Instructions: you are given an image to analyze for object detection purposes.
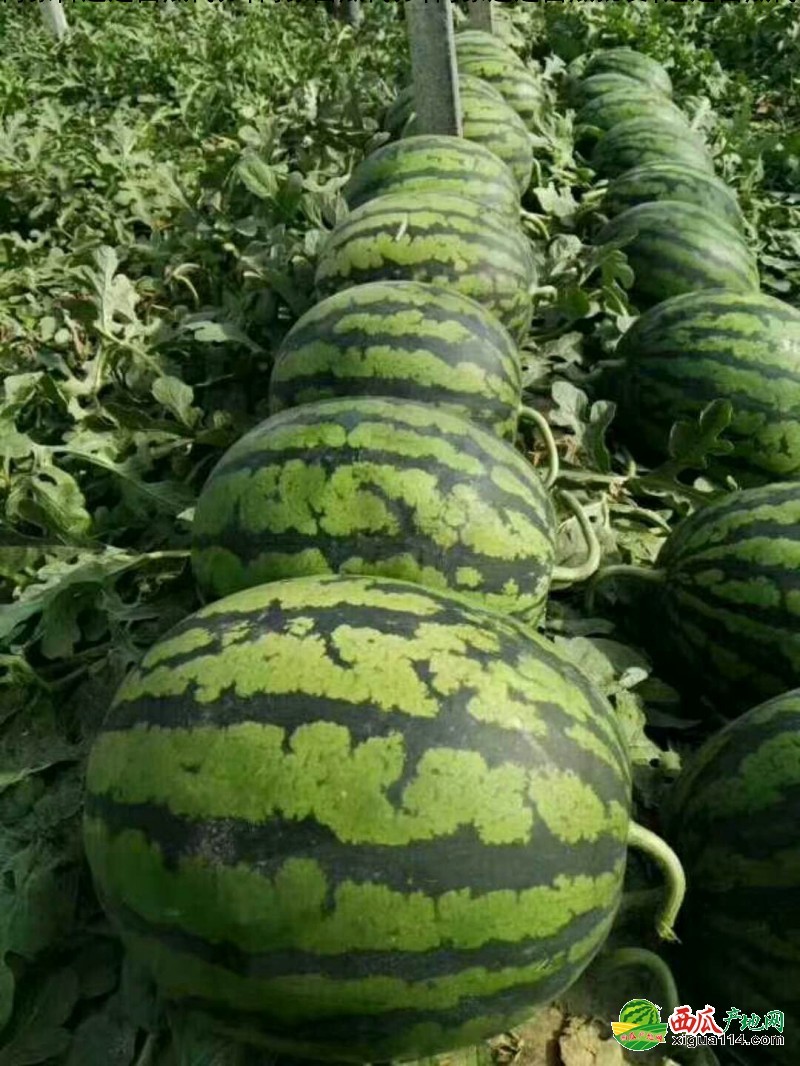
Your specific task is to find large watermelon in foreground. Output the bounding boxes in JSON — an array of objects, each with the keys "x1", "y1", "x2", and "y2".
[
  {"x1": 268, "y1": 281, "x2": 523, "y2": 439},
  {"x1": 611, "y1": 290, "x2": 800, "y2": 482},
  {"x1": 663, "y1": 689, "x2": 800, "y2": 1055},
  {"x1": 191, "y1": 396, "x2": 556, "y2": 623},
  {"x1": 315, "y1": 192, "x2": 536, "y2": 343},
  {"x1": 84, "y1": 574, "x2": 632, "y2": 1063},
  {"x1": 638, "y1": 481, "x2": 800, "y2": 713},
  {"x1": 596, "y1": 202, "x2": 758, "y2": 308}
]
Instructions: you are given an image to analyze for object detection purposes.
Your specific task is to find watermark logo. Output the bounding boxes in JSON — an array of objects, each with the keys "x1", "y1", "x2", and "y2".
[
  {"x1": 611, "y1": 1001, "x2": 785, "y2": 1051},
  {"x1": 611, "y1": 999, "x2": 668, "y2": 1052}
]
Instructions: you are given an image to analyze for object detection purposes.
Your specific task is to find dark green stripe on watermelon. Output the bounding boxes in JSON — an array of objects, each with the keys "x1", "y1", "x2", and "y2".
[
  {"x1": 596, "y1": 202, "x2": 758, "y2": 308},
  {"x1": 592, "y1": 117, "x2": 715, "y2": 178},
  {"x1": 387, "y1": 75, "x2": 534, "y2": 193},
  {"x1": 604, "y1": 162, "x2": 746, "y2": 232},
  {"x1": 314, "y1": 192, "x2": 535, "y2": 343},
  {"x1": 662, "y1": 690, "x2": 800, "y2": 1052},
  {"x1": 268, "y1": 281, "x2": 522, "y2": 439},
  {"x1": 344, "y1": 135, "x2": 520, "y2": 219},
  {"x1": 650, "y1": 482, "x2": 800, "y2": 711},
  {"x1": 611, "y1": 289, "x2": 800, "y2": 482},
  {"x1": 84, "y1": 574, "x2": 631, "y2": 1062},
  {"x1": 191, "y1": 396, "x2": 555, "y2": 622}
]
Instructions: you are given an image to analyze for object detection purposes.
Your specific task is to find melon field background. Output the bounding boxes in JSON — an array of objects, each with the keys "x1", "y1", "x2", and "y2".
[{"x1": 1, "y1": 2, "x2": 798, "y2": 1064}]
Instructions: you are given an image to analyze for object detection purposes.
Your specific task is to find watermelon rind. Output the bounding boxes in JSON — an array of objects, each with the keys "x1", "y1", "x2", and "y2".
[
  {"x1": 596, "y1": 202, "x2": 759, "y2": 307},
  {"x1": 84, "y1": 573, "x2": 632, "y2": 1063},
  {"x1": 386, "y1": 75, "x2": 534, "y2": 193},
  {"x1": 568, "y1": 72, "x2": 669, "y2": 110},
  {"x1": 648, "y1": 481, "x2": 800, "y2": 711},
  {"x1": 612, "y1": 289, "x2": 800, "y2": 483},
  {"x1": 592, "y1": 116, "x2": 715, "y2": 178},
  {"x1": 576, "y1": 90, "x2": 688, "y2": 139},
  {"x1": 662, "y1": 689, "x2": 800, "y2": 1051},
  {"x1": 314, "y1": 191, "x2": 536, "y2": 343},
  {"x1": 581, "y1": 47, "x2": 673, "y2": 98},
  {"x1": 268, "y1": 281, "x2": 523, "y2": 439},
  {"x1": 604, "y1": 162, "x2": 746, "y2": 232},
  {"x1": 191, "y1": 396, "x2": 556, "y2": 622},
  {"x1": 344, "y1": 135, "x2": 520, "y2": 219}
]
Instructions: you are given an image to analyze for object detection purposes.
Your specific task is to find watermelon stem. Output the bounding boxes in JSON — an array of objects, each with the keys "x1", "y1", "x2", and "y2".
[
  {"x1": 586, "y1": 563, "x2": 665, "y2": 613},
  {"x1": 552, "y1": 490, "x2": 602, "y2": 584},
  {"x1": 599, "y1": 946, "x2": 679, "y2": 1014},
  {"x1": 627, "y1": 821, "x2": 686, "y2": 942},
  {"x1": 519, "y1": 405, "x2": 560, "y2": 487}
]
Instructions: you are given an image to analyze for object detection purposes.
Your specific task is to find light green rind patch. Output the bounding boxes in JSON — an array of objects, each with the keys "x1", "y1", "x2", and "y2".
[
  {"x1": 87, "y1": 723, "x2": 534, "y2": 846},
  {"x1": 528, "y1": 771, "x2": 629, "y2": 844}
]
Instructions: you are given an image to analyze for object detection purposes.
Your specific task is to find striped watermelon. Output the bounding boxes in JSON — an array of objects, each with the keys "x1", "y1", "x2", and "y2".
[
  {"x1": 592, "y1": 117, "x2": 715, "y2": 179},
  {"x1": 579, "y1": 48, "x2": 673, "y2": 98},
  {"x1": 191, "y1": 397, "x2": 556, "y2": 623},
  {"x1": 268, "y1": 281, "x2": 522, "y2": 440},
  {"x1": 84, "y1": 573, "x2": 633, "y2": 1062},
  {"x1": 641, "y1": 482, "x2": 800, "y2": 711},
  {"x1": 612, "y1": 290, "x2": 800, "y2": 483},
  {"x1": 386, "y1": 76, "x2": 534, "y2": 193},
  {"x1": 663, "y1": 688, "x2": 800, "y2": 1048},
  {"x1": 454, "y1": 28, "x2": 525, "y2": 68},
  {"x1": 604, "y1": 162, "x2": 746, "y2": 232},
  {"x1": 576, "y1": 90, "x2": 688, "y2": 139},
  {"x1": 344, "y1": 136, "x2": 520, "y2": 219},
  {"x1": 314, "y1": 192, "x2": 535, "y2": 343},
  {"x1": 568, "y1": 72, "x2": 669, "y2": 109},
  {"x1": 596, "y1": 203, "x2": 758, "y2": 308},
  {"x1": 455, "y1": 52, "x2": 546, "y2": 133}
]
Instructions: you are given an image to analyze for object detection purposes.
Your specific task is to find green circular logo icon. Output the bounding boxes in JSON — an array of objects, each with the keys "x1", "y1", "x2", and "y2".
[{"x1": 612, "y1": 999, "x2": 669, "y2": 1052}]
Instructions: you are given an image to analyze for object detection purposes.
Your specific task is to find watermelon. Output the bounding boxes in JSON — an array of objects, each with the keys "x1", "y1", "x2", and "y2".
[
  {"x1": 580, "y1": 48, "x2": 673, "y2": 98},
  {"x1": 568, "y1": 72, "x2": 669, "y2": 109},
  {"x1": 344, "y1": 135, "x2": 520, "y2": 220},
  {"x1": 386, "y1": 75, "x2": 534, "y2": 193},
  {"x1": 576, "y1": 90, "x2": 688, "y2": 139},
  {"x1": 636, "y1": 481, "x2": 800, "y2": 712},
  {"x1": 268, "y1": 281, "x2": 523, "y2": 440},
  {"x1": 604, "y1": 162, "x2": 746, "y2": 232},
  {"x1": 596, "y1": 202, "x2": 758, "y2": 308},
  {"x1": 592, "y1": 117, "x2": 715, "y2": 179},
  {"x1": 619, "y1": 1000, "x2": 661, "y2": 1028},
  {"x1": 315, "y1": 191, "x2": 536, "y2": 343},
  {"x1": 663, "y1": 688, "x2": 800, "y2": 1047},
  {"x1": 455, "y1": 51, "x2": 546, "y2": 133},
  {"x1": 453, "y1": 28, "x2": 525, "y2": 68},
  {"x1": 191, "y1": 396, "x2": 557, "y2": 623},
  {"x1": 84, "y1": 572, "x2": 633, "y2": 1062},
  {"x1": 611, "y1": 290, "x2": 800, "y2": 483}
]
